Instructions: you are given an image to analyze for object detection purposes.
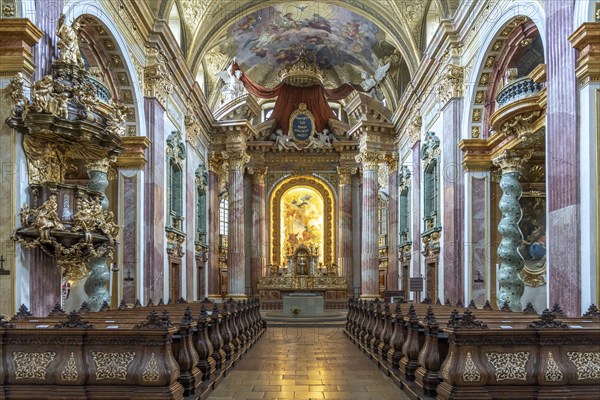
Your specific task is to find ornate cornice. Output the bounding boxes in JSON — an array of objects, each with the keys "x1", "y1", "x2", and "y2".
[
  {"x1": 0, "y1": 18, "x2": 44, "y2": 75},
  {"x1": 569, "y1": 23, "x2": 600, "y2": 88},
  {"x1": 114, "y1": 136, "x2": 151, "y2": 170}
]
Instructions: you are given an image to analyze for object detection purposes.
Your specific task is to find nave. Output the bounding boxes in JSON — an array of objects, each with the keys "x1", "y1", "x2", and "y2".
[{"x1": 208, "y1": 327, "x2": 407, "y2": 400}]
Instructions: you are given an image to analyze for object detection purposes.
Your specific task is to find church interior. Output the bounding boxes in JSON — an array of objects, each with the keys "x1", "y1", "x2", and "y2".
[{"x1": 0, "y1": 0, "x2": 599, "y2": 399}]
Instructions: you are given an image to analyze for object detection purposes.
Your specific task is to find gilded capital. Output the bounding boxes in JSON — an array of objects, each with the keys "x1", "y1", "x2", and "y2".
[
  {"x1": 248, "y1": 166, "x2": 268, "y2": 184},
  {"x1": 223, "y1": 150, "x2": 250, "y2": 171},
  {"x1": 87, "y1": 158, "x2": 112, "y2": 174},
  {"x1": 355, "y1": 150, "x2": 384, "y2": 170},
  {"x1": 437, "y1": 64, "x2": 464, "y2": 106},
  {"x1": 492, "y1": 150, "x2": 532, "y2": 175},
  {"x1": 385, "y1": 153, "x2": 399, "y2": 172},
  {"x1": 337, "y1": 166, "x2": 357, "y2": 185}
]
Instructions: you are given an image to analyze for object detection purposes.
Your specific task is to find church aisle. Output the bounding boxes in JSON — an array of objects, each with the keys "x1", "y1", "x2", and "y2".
[{"x1": 208, "y1": 327, "x2": 408, "y2": 400}]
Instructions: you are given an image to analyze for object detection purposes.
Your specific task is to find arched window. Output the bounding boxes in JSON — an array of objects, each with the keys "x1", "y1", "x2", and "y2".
[
  {"x1": 168, "y1": 3, "x2": 182, "y2": 46},
  {"x1": 195, "y1": 164, "x2": 207, "y2": 244},
  {"x1": 378, "y1": 193, "x2": 389, "y2": 248},
  {"x1": 421, "y1": 131, "x2": 440, "y2": 232},
  {"x1": 219, "y1": 193, "x2": 229, "y2": 256},
  {"x1": 398, "y1": 166, "x2": 411, "y2": 244},
  {"x1": 424, "y1": 1, "x2": 441, "y2": 48},
  {"x1": 166, "y1": 131, "x2": 185, "y2": 231}
]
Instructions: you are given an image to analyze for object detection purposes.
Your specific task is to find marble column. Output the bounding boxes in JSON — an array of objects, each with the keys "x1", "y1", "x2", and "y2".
[
  {"x1": 493, "y1": 150, "x2": 530, "y2": 311},
  {"x1": 143, "y1": 97, "x2": 166, "y2": 303},
  {"x1": 386, "y1": 155, "x2": 399, "y2": 290},
  {"x1": 356, "y1": 150, "x2": 383, "y2": 298},
  {"x1": 442, "y1": 97, "x2": 464, "y2": 302},
  {"x1": 249, "y1": 166, "x2": 267, "y2": 295},
  {"x1": 225, "y1": 150, "x2": 250, "y2": 298},
  {"x1": 546, "y1": 0, "x2": 581, "y2": 317},
  {"x1": 337, "y1": 166, "x2": 356, "y2": 294},
  {"x1": 351, "y1": 174, "x2": 362, "y2": 295},
  {"x1": 84, "y1": 159, "x2": 111, "y2": 311},
  {"x1": 207, "y1": 157, "x2": 220, "y2": 299}
]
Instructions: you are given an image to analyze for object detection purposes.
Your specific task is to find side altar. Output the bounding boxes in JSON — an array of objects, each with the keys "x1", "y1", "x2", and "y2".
[{"x1": 257, "y1": 244, "x2": 348, "y2": 300}]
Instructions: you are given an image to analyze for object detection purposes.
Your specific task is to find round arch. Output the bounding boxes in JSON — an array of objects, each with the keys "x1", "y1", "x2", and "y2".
[
  {"x1": 63, "y1": 0, "x2": 147, "y2": 138},
  {"x1": 462, "y1": 0, "x2": 546, "y2": 139},
  {"x1": 269, "y1": 175, "x2": 335, "y2": 267}
]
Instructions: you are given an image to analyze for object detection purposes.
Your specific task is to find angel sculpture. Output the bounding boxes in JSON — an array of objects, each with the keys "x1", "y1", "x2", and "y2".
[
  {"x1": 216, "y1": 61, "x2": 246, "y2": 104},
  {"x1": 56, "y1": 15, "x2": 85, "y2": 67},
  {"x1": 360, "y1": 62, "x2": 390, "y2": 101}
]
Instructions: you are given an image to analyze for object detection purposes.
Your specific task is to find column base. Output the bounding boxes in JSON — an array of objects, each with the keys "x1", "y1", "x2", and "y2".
[
  {"x1": 207, "y1": 294, "x2": 223, "y2": 302},
  {"x1": 360, "y1": 294, "x2": 382, "y2": 301}
]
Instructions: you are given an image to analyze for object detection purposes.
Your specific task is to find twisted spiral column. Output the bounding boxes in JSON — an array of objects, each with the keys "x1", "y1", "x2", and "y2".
[
  {"x1": 84, "y1": 159, "x2": 111, "y2": 311},
  {"x1": 493, "y1": 150, "x2": 530, "y2": 311}
]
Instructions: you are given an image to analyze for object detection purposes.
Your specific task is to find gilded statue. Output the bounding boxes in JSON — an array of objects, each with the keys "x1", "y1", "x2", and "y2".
[
  {"x1": 56, "y1": 15, "x2": 84, "y2": 67},
  {"x1": 7, "y1": 73, "x2": 27, "y2": 107},
  {"x1": 107, "y1": 101, "x2": 127, "y2": 136},
  {"x1": 31, "y1": 76, "x2": 55, "y2": 113},
  {"x1": 72, "y1": 196, "x2": 103, "y2": 233},
  {"x1": 32, "y1": 194, "x2": 65, "y2": 231}
]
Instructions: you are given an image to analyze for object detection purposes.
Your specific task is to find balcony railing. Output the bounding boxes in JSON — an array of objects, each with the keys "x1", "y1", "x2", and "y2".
[
  {"x1": 86, "y1": 75, "x2": 112, "y2": 103},
  {"x1": 496, "y1": 77, "x2": 544, "y2": 108}
]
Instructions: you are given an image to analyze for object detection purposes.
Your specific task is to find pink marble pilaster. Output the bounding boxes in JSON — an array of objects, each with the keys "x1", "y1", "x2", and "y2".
[
  {"x1": 143, "y1": 97, "x2": 165, "y2": 302},
  {"x1": 207, "y1": 168, "x2": 220, "y2": 298},
  {"x1": 470, "y1": 176, "x2": 487, "y2": 305},
  {"x1": 337, "y1": 167, "x2": 355, "y2": 294},
  {"x1": 442, "y1": 98, "x2": 464, "y2": 302},
  {"x1": 546, "y1": 0, "x2": 581, "y2": 317},
  {"x1": 250, "y1": 167, "x2": 267, "y2": 295},
  {"x1": 387, "y1": 157, "x2": 399, "y2": 290},
  {"x1": 122, "y1": 174, "x2": 137, "y2": 303},
  {"x1": 357, "y1": 151, "x2": 381, "y2": 298},
  {"x1": 226, "y1": 153, "x2": 248, "y2": 298}
]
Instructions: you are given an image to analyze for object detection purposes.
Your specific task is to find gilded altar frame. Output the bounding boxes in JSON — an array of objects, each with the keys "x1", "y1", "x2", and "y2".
[{"x1": 269, "y1": 175, "x2": 335, "y2": 267}]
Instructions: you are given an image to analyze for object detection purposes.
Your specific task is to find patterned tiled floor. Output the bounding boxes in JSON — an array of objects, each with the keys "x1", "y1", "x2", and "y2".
[{"x1": 208, "y1": 327, "x2": 409, "y2": 400}]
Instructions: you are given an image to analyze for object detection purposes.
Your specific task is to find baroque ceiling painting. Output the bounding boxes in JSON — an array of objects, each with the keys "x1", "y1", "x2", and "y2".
[{"x1": 230, "y1": 3, "x2": 382, "y2": 74}]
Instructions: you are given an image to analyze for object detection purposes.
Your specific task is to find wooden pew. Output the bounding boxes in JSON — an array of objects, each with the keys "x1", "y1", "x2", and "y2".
[
  {"x1": 345, "y1": 298, "x2": 600, "y2": 400},
  {"x1": 0, "y1": 298, "x2": 266, "y2": 400}
]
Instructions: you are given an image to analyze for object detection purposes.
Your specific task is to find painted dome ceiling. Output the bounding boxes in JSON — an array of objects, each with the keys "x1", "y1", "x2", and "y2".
[{"x1": 230, "y1": 4, "x2": 382, "y2": 73}]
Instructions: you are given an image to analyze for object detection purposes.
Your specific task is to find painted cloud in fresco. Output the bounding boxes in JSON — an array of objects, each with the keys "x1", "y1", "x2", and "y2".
[{"x1": 230, "y1": 3, "x2": 380, "y2": 72}]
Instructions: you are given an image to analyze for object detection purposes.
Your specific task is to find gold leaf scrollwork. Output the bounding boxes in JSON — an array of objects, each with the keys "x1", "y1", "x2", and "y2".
[
  {"x1": 545, "y1": 352, "x2": 563, "y2": 382},
  {"x1": 463, "y1": 351, "x2": 481, "y2": 382},
  {"x1": 91, "y1": 351, "x2": 135, "y2": 380},
  {"x1": 142, "y1": 352, "x2": 159, "y2": 382},
  {"x1": 485, "y1": 351, "x2": 530, "y2": 381},
  {"x1": 61, "y1": 352, "x2": 79, "y2": 381},
  {"x1": 13, "y1": 351, "x2": 56, "y2": 380},
  {"x1": 567, "y1": 352, "x2": 600, "y2": 380}
]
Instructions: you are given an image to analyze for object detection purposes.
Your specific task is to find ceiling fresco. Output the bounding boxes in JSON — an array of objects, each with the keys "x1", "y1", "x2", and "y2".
[{"x1": 230, "y1": 3, "x2": 383, "y2": 73}]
